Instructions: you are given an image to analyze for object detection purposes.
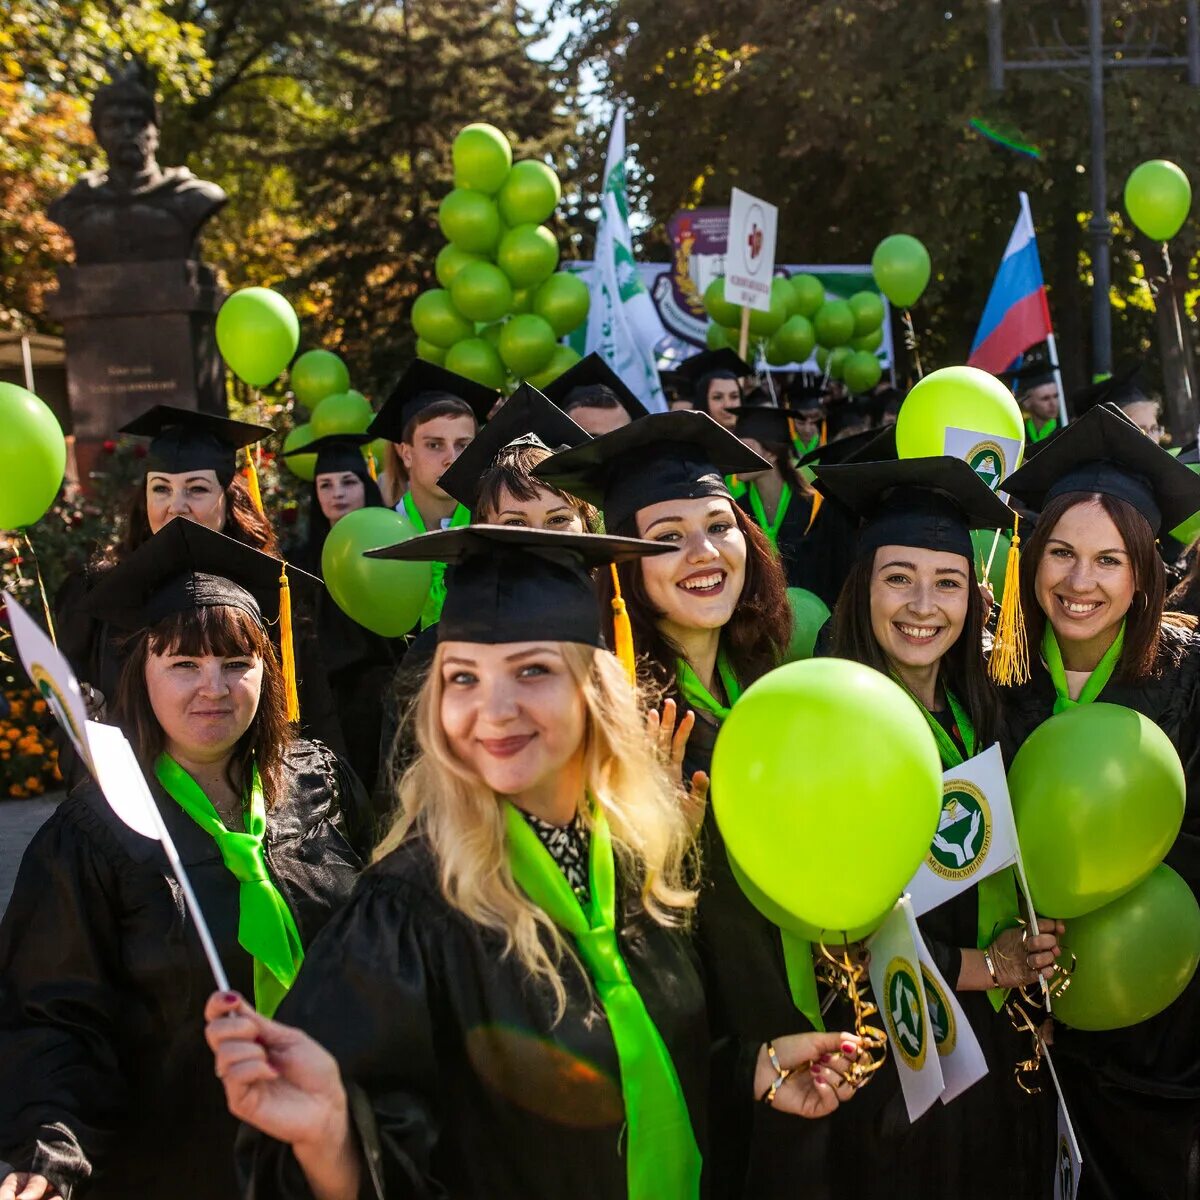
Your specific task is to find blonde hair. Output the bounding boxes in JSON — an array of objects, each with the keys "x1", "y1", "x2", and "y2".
[{"x1": 375, "y1": 642, "x2": 698, "y2": 1016}]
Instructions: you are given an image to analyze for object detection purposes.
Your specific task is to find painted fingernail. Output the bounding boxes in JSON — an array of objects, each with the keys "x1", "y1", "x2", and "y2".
[
  {"x1": 841, "y1": 1041, "x2": 857, "y2": 1055},
  {"x1": 818, "y1": 1054, "x2": 831, "y2": 1063},
  {"x1": 223, "y1": 992, "x2": 239, "y2": 1004}
]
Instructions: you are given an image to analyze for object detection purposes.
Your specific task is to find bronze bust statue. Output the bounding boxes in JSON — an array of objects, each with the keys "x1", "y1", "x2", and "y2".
[{"x1": 48, "y1": 61, "x2": 226, "y2": 264}]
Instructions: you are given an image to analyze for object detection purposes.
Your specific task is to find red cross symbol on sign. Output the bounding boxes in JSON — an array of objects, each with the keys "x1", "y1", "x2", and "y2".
[{"x1": 747, "y1": 223, "x2": 763, "y2": 259}]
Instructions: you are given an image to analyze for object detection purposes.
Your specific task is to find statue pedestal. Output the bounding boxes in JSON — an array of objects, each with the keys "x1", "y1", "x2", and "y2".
[{"x1": 47, "y1": 258, "x2": 225, "y2": 440}]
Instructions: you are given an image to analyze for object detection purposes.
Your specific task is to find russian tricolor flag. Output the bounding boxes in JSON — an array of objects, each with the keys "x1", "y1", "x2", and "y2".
[{"x1": 968, "y1": 193, "x2": 1054, "y2": 374}]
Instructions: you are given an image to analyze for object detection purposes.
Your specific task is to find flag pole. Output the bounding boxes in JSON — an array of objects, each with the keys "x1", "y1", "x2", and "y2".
[{"x1": 1020, "y1": 191, "x2": 1068, "y2": 428}]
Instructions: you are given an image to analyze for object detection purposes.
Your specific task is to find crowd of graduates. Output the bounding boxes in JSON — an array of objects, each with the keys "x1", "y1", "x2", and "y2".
[{"x1": 1, "y1": 341, "x2": 1198, "y2": 1200}]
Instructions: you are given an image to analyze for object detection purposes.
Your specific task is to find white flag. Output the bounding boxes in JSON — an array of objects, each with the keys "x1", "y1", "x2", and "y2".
[
  {"x1": 1045, "y1": 1049, "x2": 1083, "y2": 1200},
  {"x1": 913, "y1": 930, "x2": 989, "y2": 1103}
]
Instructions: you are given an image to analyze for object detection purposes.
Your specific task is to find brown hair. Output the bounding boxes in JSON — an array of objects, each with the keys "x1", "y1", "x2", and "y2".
[
  {"x1": 472, "y1": 442, "x2": 600, "y2": 530},
  {"x1": 1021, "y1": 491, "x2": 1166, "y2": 683},
  {"x1": 113, "y1": 605, "x2": 292, "y2": 808},
  {"x1": 598, "y1": 503, "x2": 792, "y2": 694},
  {"x1": 379, "y1": 396, "x2": 478, "y2": 507},
  {"x1": 831, "y1": 550, "x2": 1000, "y2": 746}
]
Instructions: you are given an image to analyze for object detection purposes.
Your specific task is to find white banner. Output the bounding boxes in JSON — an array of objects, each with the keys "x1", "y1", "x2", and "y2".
[
  {"x1": 724, "y1": 187, "x2": 778, "y2": 312},
  {"x1": 914, "y1": 933, "x2": 989, "y2": 1104},
  {"x1": 942, "y1": 425, "x2": 1024, "y2": 494}
]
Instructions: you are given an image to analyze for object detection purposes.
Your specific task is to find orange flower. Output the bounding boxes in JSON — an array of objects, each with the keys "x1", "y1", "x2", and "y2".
[
  {"x1": 8, "y1": 785, "x2": 24, "y2": 797},
  {"x1": 32, "y1": 699, "x2": 47, "y2": 714},
  {"x1": 23, "y1": 775, "x2": 39, "y2": 790},
  {"x1": 0, "y1": 740, "x2": 10, "y2": 752}
]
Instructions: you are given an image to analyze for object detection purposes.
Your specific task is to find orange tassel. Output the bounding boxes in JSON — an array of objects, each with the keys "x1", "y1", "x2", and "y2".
[
  {"x1": 609, "y1": 563, "x2": 636, "y2": 685},
  {"x1": 988, "y1": 514, "x2": 1029, "y2": 686},
  {"x1": 366, "y1": 449, "x2": 379, "y2": 482},
  {"x1": 805, "y1": 490, "x2": 823, "y2": 534},
  {"x1": 243, "y1": 449, "x2": 265, "y2": 517},
  {"x1": 278, "y1": 565, "x2": 300, "y2": 722}
]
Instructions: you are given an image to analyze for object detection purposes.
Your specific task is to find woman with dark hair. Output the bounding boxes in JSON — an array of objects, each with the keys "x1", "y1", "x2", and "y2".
[
  {"x1": 670, "y1": 349, "x2": 750, "y2": 432},
  {"x1": 0, "y1": 522, "x2": 363, "y2": 1200},
  {"x1": 1000, "y1": 403, "x2": 1200, "y2": 1200}
]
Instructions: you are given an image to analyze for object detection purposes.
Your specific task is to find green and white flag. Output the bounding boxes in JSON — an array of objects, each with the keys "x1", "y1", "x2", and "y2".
[{"x1": 1046, "y1": 1049, "x2": 1083, "y2": 1199}]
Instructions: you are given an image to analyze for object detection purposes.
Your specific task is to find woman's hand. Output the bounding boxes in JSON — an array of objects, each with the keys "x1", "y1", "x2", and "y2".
[
  {"x1": 753, "y1": 1031, "x2": 867, "y2": 1119},
  {"x1": 991, "y1": 918, "x2": 1066, "y2": 987},
  {"x1": 646, "y1": 697, "x2": 695, "y2": 777},
  {"x1": 0, "y1": 1175, "x2": 61, "y2": 1200},
  {"x1": 80, "y1": 683, "x2": 105, "y2": 721}
]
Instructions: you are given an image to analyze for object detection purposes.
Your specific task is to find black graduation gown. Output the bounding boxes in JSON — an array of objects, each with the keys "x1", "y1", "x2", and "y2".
[
  {"x1": 1001, "y1": 623, "x2": 1200, "y2": 1199},
  {"x1": 735, "y1": 484, "x2": 816, "y2": 591},
  {"x1": 236, "y1": 835, "x2": 711, "y2": 1200},
  {"x1": 0, "y1": 739, "x2": 364, "y2": 1200}
]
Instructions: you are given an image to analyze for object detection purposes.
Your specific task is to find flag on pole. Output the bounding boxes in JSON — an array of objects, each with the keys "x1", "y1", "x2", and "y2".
[{"x1": 584, "y1": 106, "x2": 666, "y2": 412}]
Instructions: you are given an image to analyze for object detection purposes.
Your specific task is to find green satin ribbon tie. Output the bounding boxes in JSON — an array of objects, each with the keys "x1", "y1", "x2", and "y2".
[
  {"x1": 1025, "y1": 416, "x2": 1058, "y2": 444},
  {"x1": 155, "y1": 754, "x2": 303, "y2": 1017},
  {"x1": 505, "y1": 802, "x2": 701, "y2": 1200},
  {"x1": 402, "y1": 493, "x2": 471, "y2": 629},
  {"x1": 1043, "y1": 620, "x2": 1125, "y2": 714},
  {"x1": 748, "y1": 482, "x2": 793, "y2": 555},
  {"x1": 676, "y1": 650, "x2": 742, "y2": 722}
]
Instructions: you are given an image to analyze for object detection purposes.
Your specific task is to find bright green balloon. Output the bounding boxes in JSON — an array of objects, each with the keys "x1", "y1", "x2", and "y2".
[
  {"x1": 1170, "y1": 466, "x2": 1200, "y2": 543},
  {"x1": 764, "y1": 332, "x2": 794, "y2": 366},
  {"x1": 895, "y1": 366, "x2": 1025, "y2": 476},
  {"x1": 813, "y1": 300, "x2": 855, "y2": 348},
  {"x1": 499, "y1": 313, "x2": 556, "y2": 376},
  {"x1": 281, "y1": 423, "x2": 318, "y2": 482},
  {"x1": 215, "y1": 287, "x2": 300, "y2": 387},
  {"x1": 784, "y1": 588, "x2": 831, "y2": 663},
  {"x1": 706, "y1": 323, "x2": 730, "y2": 350},
  {"x1": 411, "y1": 289, "x2": 473, "y2": 349},
  {"x1": 497, "y1": 224, "x2": 559, "y2": 288},
  {"x1": 321, "y1": 506, "x2": 432, "y2": 637},
  {"x1": 416, "y1": 338, "x2": 447, "y2": 365},
  {"x1": 452, "y1": 123, "x2": 512, "y2": 195},
  {"x1": 438, "y1": 189, "x2": 501, "y2": 253},
  {"x1": 789, "y1": 273, "x2": 826, "y2": 318},
  {"x1": 497, "y1": 160, "x2": 562, "y2": 226},
  {"x1": 775, "y1": 315, "x2": 816, "y2": 364},
  {"x1": 970, "y1": 528, "x2": 1009, "y2": 595},
  {"x1": 848, "y1": 290, "x2": 885, "y2": 336},
  {"x1": 0, "y1": 383, "x2": 65, "y2": 528},
  {"x1": 526, "y1": 344, "x2": 582, "y2": 389},
  {"x1": 851, "y1": 327, "x2": 884, "y2": 353},
  {"x1": 871, "y1": 234, "x2": 931, "y2": 308},
  {"x1": 747, "y1": 278, "x2": 791, "y2": 337},
  {"x1": 1053, "y1": 865, "x2": 1200, "y2": 1031},
  {"x1": 510, "y1": 287, "x2": 533, "y2": 314},
  {"x1": 533, "y1": 272, "x2": 590, "y2": 337},
  {"x1": 445, "y1": 337, "x2": 506, "y2": 389},
  {"x1": 1124, "y1": 159, "x2": 1192, "y2": 242},
  {"x1": 817, "y1": 345, "x2": 851, "y2": 379},
  {"x1": 842, "y1": 350, "x2": 883, "y2": 395},
  {"x1": 450, "y1": 261, "x2": 514, "y2": 323},
  {"x1": 704, "y1": 276, "x2": 742, "y2": 327},
  {"x1": 712, "y1": 659, "x2": 942, "y2": 937},
  {"x1": 1009, "y1": 703, "x2": 1185, "y2": 918},
  {"x1": 479, "y1": 321, "x2": 504, "y2": 348},
  {"x1": 435, "y1": 244, "x2": 485, "y2": 290},
  {"x1": 290, "y1": 350, "x2": 350, "y2": 409},
  {"x1": 311, "y1": 389, "x2": 373, "y2": 438}
]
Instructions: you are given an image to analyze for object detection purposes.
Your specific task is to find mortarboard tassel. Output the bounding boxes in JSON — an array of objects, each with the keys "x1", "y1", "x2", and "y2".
[
  {"x1": 243, "y1": 448, "x2": 266, "y2": 517},
  {"x1": 609, "y1": 563, "x2": 637, "y2": 685},
  {"x1": 366, "y1": 448, "x2": 379, "y2": 482},
  {"x1": 804, "y1": 490, "x2": 823, "y2": 534},
  {"x1": 278, "y1": 565, "x2": 301, "y2": 722},
  {"x1": 988, "y1": 513, "x2": 1029, "y2": 686}
]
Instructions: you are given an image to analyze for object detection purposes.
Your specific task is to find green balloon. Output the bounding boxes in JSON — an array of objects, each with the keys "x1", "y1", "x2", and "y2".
[
  {"x1": 706, "y1": 322, "x2": 731, "y2": 350},
  {"x1": 842, "y1": 350, "x2": 883, "y2": 395},
  {"x1": 848, "y1": 290, "x2": 885, "y2": 335},
  {"x1": 322, "y1": 506, "x2": 432, "y2": 637},
  {"x1": 970, "y1": 528, "x2": 1010, "y2": 595},
  {"x1": 0, "y1": 382, "x2": 65, "y2": 528},
  {"x1": 851, "y1": 327, "x2": 884, "y2": 353},
  {"x1": 789, "y1": 273, "x2": 826, "y2": 318},
  {"x1": 533, "y1": 272, "x2": 590, "y2": 337},
  {"x1": 895, "y1": 366, "x2": 1025, "y2": 473},
  {"x1": 497, "y1": 160, "x2": 562, "y2": 226},
  {"x1": 366, "y1": 437, "x2": 390, "y2": 475},
  {"x1": 416, "y1": 338, "x2": 447, "y2": 365},
  {"x1": 704, "y1": 277, "x2": 742, "y2": 327},
  {"x1": 813, "y1": 299, "x2": 855, "y2": 348},
  {"x1": 497, "y1": 224, "x2": 559, "y2": 288},
  {"x1": 712, "y1": 659, "x2": 943, "y2": 936},
  {"x1": 499, "y1": 313, "x2": 557, "y2": 376},
  {"x1": 479, "y1": 321, "x2": 505, "y2": 348},
  {"x1": 281, "y1": 423, "x2": 318, "y2": 482},
  {"x1": 445, "y1": 337, "x2": 506, "y2": 389},
  {"x1": 747, "y1": 278, "x2": 791, "y2": 338},
  {"x1": 290, "y1": 350, "x2": 350, "y2": 409},
  {"x1": 510, "y1": 287, "x2": 533, "y2": 315},
  {"x1": 1053, "y1": 865, "x2": 1200, "y2": 1031},
  {"x1": 311, "y1": 389, "x2": 373, "y2": 438},
  {"x1": 775, "y1": 315, "x2": 816, "y2": 364},
  {"x1": 1169, "y1": 465, "x2": 1200, "y2": 544},
  {"x1": 1009, "y1": 703, "x2": 1185, "y2": 918},
  {"x1": 764, "y1": 332, "x2": 794, "y2": 366},
  {"x1": 438, "y1": 189, "x2": 501, "y2": 253},
  {"x1": 1124, "y1": 159, "x2": 1192, "y2": 242},
  {"x1": 526, "y1": 344, "x2": 582, "y2": 389},
  {"x1": 411, "y1": 288, "x2": 473, "y2": 349},
  {"x1": 784, "y1": 587, "x2": 831, "y2": 662},
  {"x1": 450, "y1": 261, "x2": 514, "y2": 323},
  {"x1": 452, "y1": 123, "x2": 513, "y2": 195},
  {"x1": 215, "y1": 287, "x2": 300, "y2": 388},
  {"x1": 435, "y1": 244, "x2": 485, "y2": 290},
  {"x1": 871, "y1": 234, "x2": 931, "y2": 308},
  {"x1": 817, "y1": 345, "x2": 851, "y2": 380}
]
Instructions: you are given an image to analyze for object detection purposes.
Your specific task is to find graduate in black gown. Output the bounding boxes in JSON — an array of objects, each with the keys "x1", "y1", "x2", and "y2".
[
  {"x1": 0, "y1": 522, "x2": 364, "y2": 1200},
  {"x1": 672, "y1": 348, "x2": 752, "y2": 432},
  {"x1": 203, "y1": 526, "x2": 864, "y2": 1200},
  {"x1": 543, "y1": 352, "x2": 648, "y2": 437},
  {"x1": 1000, "y1": 404, "x2": 1200, "y2": 1200}
]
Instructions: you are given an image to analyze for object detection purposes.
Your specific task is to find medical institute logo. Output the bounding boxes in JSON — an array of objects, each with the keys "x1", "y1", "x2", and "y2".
[
  {"x1": 921, "y1": 964, "x2": 957, "y2": 1057},
  {"x1": 883, "y1": 956, "x2": 927, "y2": 1071},
  {"x1": 967, "y1": 440, "x2": 1006, "y2": 492},
  {"x1": 927, "y1": 780, "x2": 992, "y2": 882}
]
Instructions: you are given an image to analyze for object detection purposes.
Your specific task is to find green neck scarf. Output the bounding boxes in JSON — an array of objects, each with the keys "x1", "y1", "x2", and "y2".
[
  {"x1": 505, "y1": 802, "x2": 701, "y2": 1200},
  {"x1": 794, "y1": 432, "x2": 820, "y2": 459},
  {"x1": 676, "y1": 650, "x2": 742, "y2": 722},
  {"x1": 1025, "y1": 416, "x2": 1058, "y2": 443},
  {"x1": 401, "y1": 492, "x2": 471, "y2": 629},
  {"x1": 1043, "y1": 620, "x2": 1124, "y2": 714},
  {"x1": 155, "y1": 755, "x2": 304, "y2": 1017},
  {"x1": 724, "y1": 473, "x2": 747, "y2": 501},
  {"x1": 748, "y1": 481, "x2": 793, "y2": 555}
]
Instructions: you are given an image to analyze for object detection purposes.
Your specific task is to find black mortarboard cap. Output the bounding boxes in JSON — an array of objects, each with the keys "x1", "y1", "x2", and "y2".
[
  {"x1": 795, "y1": 425, "x2": 891, "y2": 470},
  {"x1": 542, "y1": 353, "x2": 649, "y2": 421},
  {"x1": 788, "y1": 378, "x2": 828, "y2": 412},
  {"x1": 365, "y1": 525, "x2": 671, "y2": 648},
  {"x1": 732, "y1": 405, "x2": 810, "y2": 447},
  {"x1": 1067, "y1": 364, "x2": 1149, "y2": 419},
  {"x1": 437, "y1": 383, "x2": 591, "y2": 511},
  {"x1": 813, "y1": 456, "x2": 1014, "y2": 560},
  {"x1": 533, "y1": 411, "x2": 769, "y2": 531},
  {"x1": 120, "y1": 405, "x2": 272, "y2": 485},
  {"x1": 1001, "y1": 353, "x2": 1057, "y2": 394},
  {"x1": 368, "y1": 360, "x2": 497, "y2": 441},
  {"x1": 1002, "y1": 402, "x2": 1200, "y2": 534},
  {"x1": 672, "y1": 348, "x2": 752, "y2": 401},
  {"x1": 281, "y1": 432, "x2": 373, "y2": 478}
]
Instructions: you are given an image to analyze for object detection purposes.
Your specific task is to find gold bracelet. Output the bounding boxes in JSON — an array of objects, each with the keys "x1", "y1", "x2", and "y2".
[
  {"x1": 983, "y1": 948, "x2": 1000, "y2": 987},
  {"x1": 759, "y1": 1042, "x2": 793, "y2": 1105}
]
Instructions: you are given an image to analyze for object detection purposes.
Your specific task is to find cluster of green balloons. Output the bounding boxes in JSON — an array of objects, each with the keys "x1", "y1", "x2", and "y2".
[
  {"x1": 215, "y1": 287, "x2": 301, "y2": 389},
  {"x1": 1009, "y1": 703, "x2": 1200, "y2": 1029},
  {"x1": 0, "y1": 382, "x2": 66, "y2": 530},
  {"x1": 410, "y1": 123, "x2": 589, "y2": 390},
  {"x1": 281, "y1": 348, "x2": 378, "y2": 482},
  {"x1": 1124, "y1": 159, "x2": 1192, "y2": 243}
]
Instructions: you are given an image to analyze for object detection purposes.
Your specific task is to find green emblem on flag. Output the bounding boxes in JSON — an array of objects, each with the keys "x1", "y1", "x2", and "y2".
[
  {"x1": 613, "y1": 241, "x2": 645, "y2": 302},
  {"x1": 920, "y1": 963, "x2": 957, "y2": 1056},
  {"x1": 1058, "y1": 1136, "x2": 1074, "y2": 1197},
  {"x1": 883, "y1": 957, "x2": 926, "y2": 1070},
  {"x1": 967, "y1": 440, "x2": 1006, "y2": 492},
  {"x1": 928, "y1": 780, "x2": 992, "y2": 882}
]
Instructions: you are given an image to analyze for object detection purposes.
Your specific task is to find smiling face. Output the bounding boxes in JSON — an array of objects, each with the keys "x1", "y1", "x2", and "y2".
[
  {"x1": 315, "y1": 470, "x2": 366, "y2": 525},
  {"x1": 704, "y1": 377, "x2": 742, "y2": 429},
  {"x1": 1035, "y1": 498, "x2": 1135, "y2": 657},
  {"x1": 480, "y1": 483, "x2": 586, "y2": 532},
  {"x1": 399, "y1": 414, "x2": 476, "y2": 502},
  {"x1": 868, "y1": 544, "x2": 971, "y2": 671},
  {"x1": 439, "y1": 640, "x2": 586, "y2": 802},
  {"x1": 635, "y1": 496, "x2": 747, "y2": 636},
  {"x1": 145, "y1": 470, "x2": 227, "y2": 535}
]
